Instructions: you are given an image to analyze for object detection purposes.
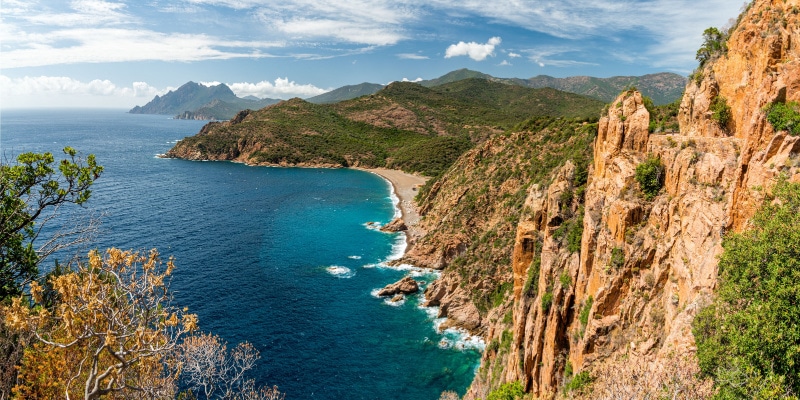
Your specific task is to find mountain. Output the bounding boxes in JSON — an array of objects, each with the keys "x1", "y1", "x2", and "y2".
[
  {"x1": 303, "y1": 69, "x2": 686, "y2": 106},
  {"x1": 306, "y1": 83, "x2": 384, "y2": 104},
  {"x1": 517, "y1": 72, "x2": 688, "y2": 105},
  {"x1": 165, "y1": 78, "x2": 604, "y2": 176},
  {"x1": 419, "y1": 68, "x2": 494, "y2": 87},
  {"x1": 129, "y1": 81, "x2": 279, "y2": 120}
]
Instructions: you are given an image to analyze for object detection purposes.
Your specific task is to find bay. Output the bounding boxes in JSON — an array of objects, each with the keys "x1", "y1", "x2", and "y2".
[{"x1": 0, "y1": 109, "x2": 481, "y2": 399}]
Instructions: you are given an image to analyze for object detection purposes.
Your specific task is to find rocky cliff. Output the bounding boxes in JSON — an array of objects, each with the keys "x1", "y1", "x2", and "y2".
[{"x1": 405, "y1": 0, "x2": 800, "y2": 397}]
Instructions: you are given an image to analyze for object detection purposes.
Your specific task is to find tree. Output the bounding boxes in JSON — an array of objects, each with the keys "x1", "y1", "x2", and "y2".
[
  {"x1": 693, "y1": 179, "x2": 800, "y2": 398},
  {"x1": 4, "y1": 248, "x2": 198, "y2": 400},
  {"x1": 180, "y1": 332, "x2": 284, "y2": 400},
  {"x1": 696, "y1": 27, "x2": 727, "y2": 67},
  {"x1": 0, "y1": 147, "x2": 102, "y2": 300}
]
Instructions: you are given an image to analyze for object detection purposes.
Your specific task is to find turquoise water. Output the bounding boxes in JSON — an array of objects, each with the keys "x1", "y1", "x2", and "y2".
[{"x1": 0, "y1": 109, "x2": 482, "y2": 399}]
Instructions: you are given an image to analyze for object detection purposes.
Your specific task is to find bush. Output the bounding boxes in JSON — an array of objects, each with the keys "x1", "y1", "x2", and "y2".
[
  {"x1": 564, "y1": 371, "x2": 593, "y2": 393},
  {"x1": 579, "y1": 296, "x2": 594, "y2": 327},
  {"x1": 487, "y1": 381, "x2": 524, "y2": 400},
  {"x1": 693, "y1": 179, "x2": 800, "y2": 397},
  {"x1": 610, "y1": 247, "x2": 625, "y2": 269},
  {"x1": 541, "y1": 290, "x2": 554, "y2": 312},
  {"x1": 766, "y1": 101, "x2": 800, "y2": 135},
  {"x1": 635, "y1": 155, "x2": 665, "y2": 200},
  {"x1": 710, "y1": 95, "x2": 731, "y2": 127}
]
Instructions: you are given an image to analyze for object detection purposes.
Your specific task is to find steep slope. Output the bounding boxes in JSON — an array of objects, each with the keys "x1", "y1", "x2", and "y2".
[{"x1": 401, "y1": 0, "x2": 799, "y2": 398}]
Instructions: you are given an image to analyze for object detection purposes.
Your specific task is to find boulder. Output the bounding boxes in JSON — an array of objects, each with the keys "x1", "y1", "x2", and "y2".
[
  {"x1": 377, "y1": 276, "x2": 419, "y2": 297},
  {"x1": 380, "y1": 218, "x2": 407, "y2": 232}
]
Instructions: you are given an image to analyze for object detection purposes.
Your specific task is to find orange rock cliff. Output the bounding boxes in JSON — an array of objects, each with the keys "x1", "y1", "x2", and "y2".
[{"x1": 405, "y1": 0, "x2": 800, "y2": 397}]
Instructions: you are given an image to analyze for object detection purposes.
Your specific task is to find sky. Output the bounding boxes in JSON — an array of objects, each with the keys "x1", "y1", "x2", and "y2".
[{"x1": 0, "y1": 0, "x2": 745, "y2": 109}]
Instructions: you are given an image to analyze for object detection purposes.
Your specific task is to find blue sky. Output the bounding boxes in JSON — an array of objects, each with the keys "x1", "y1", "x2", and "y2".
[{"x1": 1, "y1": 0, "x2": 744, "y2": 108}]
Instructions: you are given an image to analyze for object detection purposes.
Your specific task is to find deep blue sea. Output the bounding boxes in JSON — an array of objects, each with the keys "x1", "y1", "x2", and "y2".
[{"x1": 0, "y1": 109, "x2": 482, "y2": 399}]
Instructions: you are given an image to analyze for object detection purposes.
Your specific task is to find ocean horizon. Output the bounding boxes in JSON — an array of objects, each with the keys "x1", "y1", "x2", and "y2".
[{"x1": 1, "y1": 109, "x2": 482, "y2": 399}]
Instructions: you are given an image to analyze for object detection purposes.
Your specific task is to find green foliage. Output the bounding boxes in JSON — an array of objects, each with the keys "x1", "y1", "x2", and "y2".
[
  {"x1": 500, "y1": 329, "x2": 513, "y2": 352},
  {"x1": 523, "y1": 246, "x2": 541, "y2": 296},
  {"x1": 565, "y1": 208, "x2": 584, "y2": 253},
  {"x1": 766, "y1": 101, "x2": 800, "y2": 135},
  {"x1": 610, "y1": 247, "x2": 625, "y2": 269},
  {"x1": 541, "y1": 289, "x2": 554, "y2": 313},
  {"x1": 696, "y1": 27, "x2": 728, "y2": 67},
  {"x1": 487, "y1": 381, "x2": 524, "y2": 400},
  {"x1": 559, "y1": 271, "x2": 572, "y2": 288},
  {"x1": 711, "y1": 95, "x2": 732, "y2": 127},
  {"x1": 579, "y1": 296, "x2": 594, "y2": 327},
  {"x1": 0, "y1": 147, "x2": 102, "y2": 300},
  {"x1": 564, "y1": 371, "x2": 593, "y2": 393},
  {"x1": 693, "y1": 179, "x2": 800, "y2": 398},
  {"x1": 635, "y1": 155, "x2": 665, "y2": 200},
  {"x1": 648, "y1": 97, "x2": 681, "y2": 133}
]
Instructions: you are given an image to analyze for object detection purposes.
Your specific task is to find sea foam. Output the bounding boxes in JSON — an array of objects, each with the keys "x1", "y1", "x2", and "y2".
[{"x1": 326, "y1": 266, "x2": 355, "y2": 278}]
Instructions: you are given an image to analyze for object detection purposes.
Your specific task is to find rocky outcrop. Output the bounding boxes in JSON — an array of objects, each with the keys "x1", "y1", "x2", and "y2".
[
  {"x1": 380, "y1": 218, "x2": 407, "y2": 232},
  {"x1": 459, "y1": 0, "x2": 800, "y2": 397},
  {"x1": 376, "y1": 276, "x2": 419, "y2": 297}
]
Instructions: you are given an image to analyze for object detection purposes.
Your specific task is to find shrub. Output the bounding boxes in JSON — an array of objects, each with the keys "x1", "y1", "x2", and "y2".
[
  {"x1": 579, "y1": 296, "x2": 594, "y2": 327},
  {"x1": 566, "y1": 209, "x2": 584, "y2": 253},
  {"x1": 766, "y1": 101, "x2": 800, "y2": 135},
  {"x1": 710, "y1": 95, "x2": 731, "y2": 127},
  {"x1": 541, "y1": 290, "x2": 554, "y2": 312},
  {"x1": 559, "y1": 271, "x2": 572, "y2": 287},
  {"x1": 564, "y1": 371, "x2": 593, "y2": 393},
  {"x1": 635, "y1": 155, "x2": 665, "y2": 200},
  {"x1": 487, "y1": 381, "x2": 524, "y2": 400},
  {"x1": 610, "y1": 247, "x2": 625, "y2": 269},
  {"x1": 693, "y1": 179, "x2": 800, "y2": 397}
]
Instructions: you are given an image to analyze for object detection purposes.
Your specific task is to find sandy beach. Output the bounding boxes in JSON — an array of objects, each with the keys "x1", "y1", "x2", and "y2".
[{"x1": 356, "y1": 167, "x2": 428, "y2": 231}]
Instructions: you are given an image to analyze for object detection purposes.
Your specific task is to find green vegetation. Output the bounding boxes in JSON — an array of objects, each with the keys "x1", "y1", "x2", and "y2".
[
  {"x1": 696, "y1": 27, "x2": 728, "y2": 67},
  {"x1": 648, "y1": 97, "x2": 681, "y2": 133},
  {"x1": 0, "y1": 147, "x2": 102, "y2": 301},
  {"x1": 523, "y1": 246, "x2": 542, "y2": 296},
  {"x1": 171, "y1": 80, "x2": 604, "y2": 177},
  {"x1": 710, "y1": 95, "x2": 732, "y2": 128},
  {"x1": 610, "y1": 247, "x2": 625, "y2": 269},
  {"x1": 766, "y1": 101, "x2": 800, "y2": 135},
  {"x1": 415, "y1": 117, "x2": 597, "y2": 313},
  {"x1": 541, "y1": 289, "x2": 554, "y2": 313},
  {"x1": 635, "y1": 155, "x2": 665, "y2": 200},
  {"x1": 564, "y1": 371, "x2": 593, "y2": 394},
  {"x1": 579, "y1": 296, "x2": 594, "y2": 328},
  {"x1": 486, "y1": 381, "x2": 524, "y2": 400},
  {"x1": 693, "y1": 179, "x2": 800, "y2": 398}
]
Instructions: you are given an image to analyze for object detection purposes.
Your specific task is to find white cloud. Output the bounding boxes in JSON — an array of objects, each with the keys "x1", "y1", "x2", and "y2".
[
  {"x1": 397, "y1": 53, "x2": 429, "y2": 60},
  {"x1": 0, "y1": 75, "x2": 178, "y2": 108},
  {"x1": 445, "y1": 37, "x2": 501, "y2": 61},
  {"x1": 0, "y1": 75, "x2": 169, "y2": 98},
  {"x1": 499, "y1": 60, "x2": 512, "y2": 66},
  {"x1": 3, "y1": 28, "x2": 283, "y2": 68},
  {"x1": 401, "y1": 77, "x2": 424, "y2": 82},
  {"x1": 508, "y1": 52, "x2": 521, "y2": 58},
  {"x1": 228, "y1": 78, "x2": 328, "y2": 99}
]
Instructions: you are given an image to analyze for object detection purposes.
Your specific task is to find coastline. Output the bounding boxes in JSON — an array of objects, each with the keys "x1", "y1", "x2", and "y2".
[{"x1": 355, "y1": 168, "x2": 428, "y2": 242}]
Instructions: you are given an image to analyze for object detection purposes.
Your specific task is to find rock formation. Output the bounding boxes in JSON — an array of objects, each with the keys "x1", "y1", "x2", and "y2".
[
  {"x1": 455, "y1": 0, "x2": 800, "y2": 397},
  {"x1": 380, "y1": 218, "x2": 408, "y2": 232},
  {"x1": 377, "y1": 276, "x2": 419, "y2": 297}
]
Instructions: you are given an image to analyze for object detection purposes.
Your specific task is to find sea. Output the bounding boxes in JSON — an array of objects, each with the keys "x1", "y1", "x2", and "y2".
[{"x1": 0, "y1": 109, "x2": 482, "y2": 399}]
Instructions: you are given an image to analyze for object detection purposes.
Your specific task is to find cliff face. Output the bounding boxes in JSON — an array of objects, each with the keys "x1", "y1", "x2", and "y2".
[{"x1": 411, "y1": 0, "x2": 800, "y2": 397}]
